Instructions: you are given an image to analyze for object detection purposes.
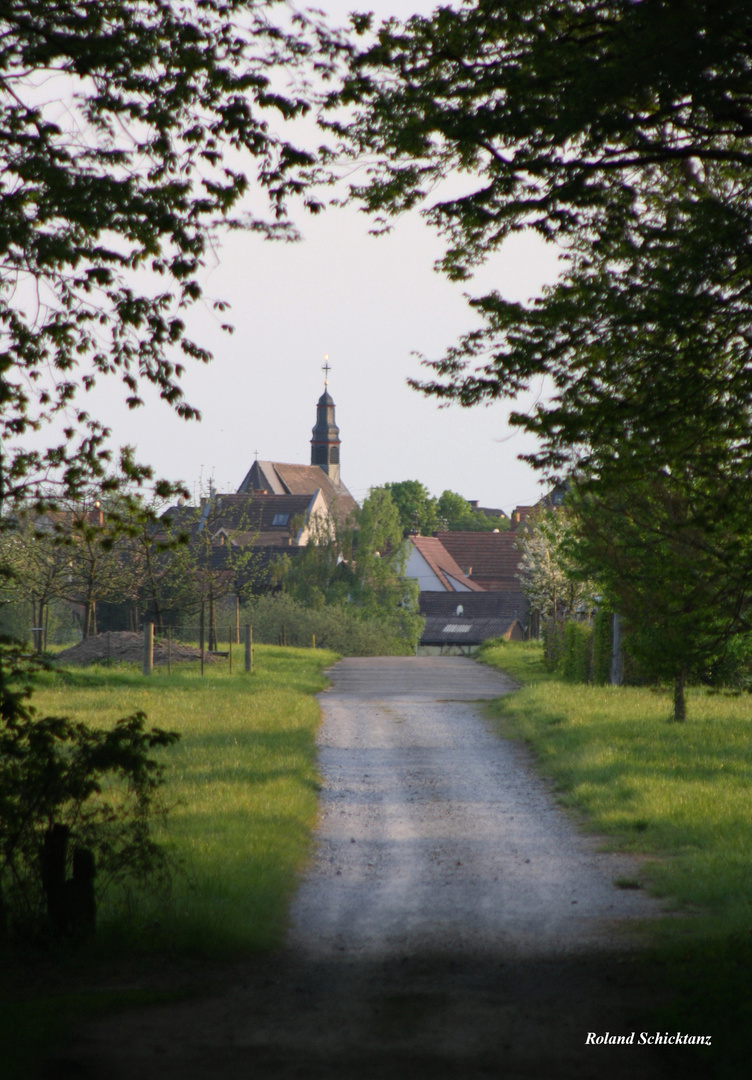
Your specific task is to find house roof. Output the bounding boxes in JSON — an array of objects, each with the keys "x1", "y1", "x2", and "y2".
[
  {"x1": 420, "y1": 615, "x2": 524, "y2": 646},
  {"x1": 436, "y1": 530, "x2": 524, "y2": 591},
  {"x1": 418, "y1": 590, "x2": 528, "y2": 623},
  {"x1": 162, "y1": 492, "x2": 321, "y2": 547},
  {"x1": 510, "y1": 505, "x2": 536, "y2": 530},
  {"x1": 510, "y1": 484, "x2": 568, "y2": 529},
  {"x1": 236, "y1": 459, "x2": 358, "y2": 519},
  {"x1": 408, "y1": 535, "x2": 485, "y2": 592}
]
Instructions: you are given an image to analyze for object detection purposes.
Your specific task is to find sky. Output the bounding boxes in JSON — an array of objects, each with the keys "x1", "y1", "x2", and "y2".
[{"x1": 80, "y1": 1, "x2": 563, "y2": 515}]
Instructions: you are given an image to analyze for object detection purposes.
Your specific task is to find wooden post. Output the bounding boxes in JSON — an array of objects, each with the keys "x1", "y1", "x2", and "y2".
[
  {"x1": 244, "y1": 624, "x2": 252, "y2": 673},
  {"x1": 42, "y1": 824, "x2": 69, "y2": 938},
  {"x1": 143, "y1": 620, "x2": 154, "y2": 676},
  {"x1": 610, "y1": 613, "x2": 623, "y2": 686},
  {"x1": 200, "y1": 603, "x2": 205, "y2": 677},
  {"x1": 235, "y1": 595, "x2": 240, "y2": 645},
  {"x1": 312, "y1": 633, "x2": 316, "y2": 650}
]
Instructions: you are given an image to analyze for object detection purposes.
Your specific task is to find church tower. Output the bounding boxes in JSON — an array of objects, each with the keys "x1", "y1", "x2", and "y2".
[{"x1": 310, "y1": 372, "x2": 341, "y2": 489}]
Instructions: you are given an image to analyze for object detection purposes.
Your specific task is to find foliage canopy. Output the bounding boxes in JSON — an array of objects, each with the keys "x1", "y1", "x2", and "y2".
[{"x1": 0, "y1": 0, "x2": 322, "y2": 504}]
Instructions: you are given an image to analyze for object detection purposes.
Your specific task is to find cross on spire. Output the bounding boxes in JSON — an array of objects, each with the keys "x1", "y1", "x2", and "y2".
[{"x1": 322, "y1": 355, "x2": 331, "y2": 386}]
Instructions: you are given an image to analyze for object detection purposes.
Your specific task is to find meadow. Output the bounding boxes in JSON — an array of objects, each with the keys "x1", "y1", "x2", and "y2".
[{"x1": 28, "y1": 644, "x2": 339, "y2": 956}]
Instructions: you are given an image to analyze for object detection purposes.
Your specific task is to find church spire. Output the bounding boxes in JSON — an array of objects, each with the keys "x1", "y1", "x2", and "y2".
[{"x1": 310, "y1": 359, "x2": 341, "y2": 488}]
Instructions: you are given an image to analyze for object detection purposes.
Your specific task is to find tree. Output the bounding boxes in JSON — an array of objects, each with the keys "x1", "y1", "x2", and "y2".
[
  {"x1": 570, "y1": 465, "x2": 752, "y2": 720},
  {"x1": 516, "y1": 507, "x2": 595, "y2": 629},
  {"x1": 0, "y1": 513, "x2": 70, "y2": 650},
  {"x1": 272, "y1": 485, "x2": 422, "y2": 646},
  {"x1": 334, "y1": 0, "x2": 752, "y2": 280},
  {"x1": 384, "y1": 480, "x2": 439, "y2": 535},
  {"x1": 54, "y1": 495, "x2": 137, "y2": 638},
  {"x1": 126, "y1": 502, "x2": 197, "y2": 633},
  {"x1": 0, "y1": 0, "x2": 324, "y2": 507},
  {"x1": 435, "y1": 489, "x2": 506, "y2": 531},
  {"x1": 332, "y1": 2, "x2": 752, "y2": 712},
  {"x1": 379, "y1": 482, "x2": 504, "y2": 534},
  {"x1": 160, "y1": 494, "x2": 260, "y2": 647},
  {"x1": 353, "y1": 486, "x2": 419, "y2": 618}
]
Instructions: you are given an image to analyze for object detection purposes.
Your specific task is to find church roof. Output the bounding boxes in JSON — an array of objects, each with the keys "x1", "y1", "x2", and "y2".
[{"x1": 237, "y1": 459, "x2": 357, "y2": 519}]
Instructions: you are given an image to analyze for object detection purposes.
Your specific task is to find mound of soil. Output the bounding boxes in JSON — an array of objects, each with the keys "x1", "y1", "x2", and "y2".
[{"x1": 54, "y1": 631, "x2": 221, "y2": 667}]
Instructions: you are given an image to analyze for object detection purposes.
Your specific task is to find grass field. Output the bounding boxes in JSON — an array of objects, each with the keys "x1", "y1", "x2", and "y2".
[
  {"x1": 480, "y1": 639, "x2": 752, "y2": 931},
  {"x1": 29, "y1": 644, "x2": 339, "y2": 955},
  {"x1": 1, "y1": 645, "x2": 337, "y2": 1079},
  {"x1": 480, "y1": 639, "x2": 752, "y2": 1075}
]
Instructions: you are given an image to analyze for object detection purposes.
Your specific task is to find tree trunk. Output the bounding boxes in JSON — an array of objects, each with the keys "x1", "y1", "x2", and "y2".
[
  {"x1": 83, "y1": 595, "x2": 94, "y2": 639},
  {"x1": 673, "y1": 668, "x2": 687, "y2": 722},
  {"x1": 32, "y1": 599, "x2": 43, "y2": 654},
  {"x1": 610, "y1": 613, "x2": 623, "y2": 686},
  {"x1": 208, "y1": 588, "x2": 217, "y2": 651}
]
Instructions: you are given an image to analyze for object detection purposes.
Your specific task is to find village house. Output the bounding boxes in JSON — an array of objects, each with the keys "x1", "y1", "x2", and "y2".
[{"x1": 404, "y1": 489, "x2": 564, "y2": 652}]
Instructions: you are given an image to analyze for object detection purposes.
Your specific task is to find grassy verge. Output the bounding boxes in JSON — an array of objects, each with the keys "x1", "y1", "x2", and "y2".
[
  {"x1": 479, "y1": 639, "x2": 752, "y2": 1076},
  {"x1": 1, "y1": 644, "x2": 338, "y2": 1078}
]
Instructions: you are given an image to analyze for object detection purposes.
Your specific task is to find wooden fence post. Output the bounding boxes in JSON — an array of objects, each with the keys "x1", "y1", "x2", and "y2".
[
  {"x1": 244, "y1": 624, "x2": 253, "y2": 673},
  {"x1": 610, "y1": 613, "x2": 623, "y2": 686},
  {"x1": 143, "y1": 620, "x2": 154, "y2": 676}
]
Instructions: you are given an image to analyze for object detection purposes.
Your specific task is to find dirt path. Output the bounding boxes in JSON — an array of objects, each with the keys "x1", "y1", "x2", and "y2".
[{"x1": 51, "y1": 657, "x2": 696, "y2": 1080}]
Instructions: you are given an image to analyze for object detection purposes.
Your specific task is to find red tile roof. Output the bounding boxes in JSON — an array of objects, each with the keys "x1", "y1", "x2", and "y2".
[
  {"x1": 436, "y1": 531, "x2": 524, "y2": 591},
  {"x1": 409, "y1": 535, "x2": 485, "y2": 592}
]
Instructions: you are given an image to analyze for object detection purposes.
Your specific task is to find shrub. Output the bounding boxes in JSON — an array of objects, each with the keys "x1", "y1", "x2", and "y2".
[
  {"x1": 562, "y1": 620, "x2": 593, "y2": 683},
  {"x1": 242, "y1": 594, "x2": 422, "y2": 656},
  {"x1": 592, "y1": 609, "x2": 613, "y2": 685},
  {"x1": 543, "y1": 619, "x2": 565, "y2": 672},
  {"x1": 0, "y1": 648, "x2": 179, "y2": 944}
]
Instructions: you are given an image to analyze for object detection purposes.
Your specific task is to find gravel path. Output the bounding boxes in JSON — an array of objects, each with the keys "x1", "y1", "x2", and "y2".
[
  {"x1": 51, "y1": 657, "x2": 689, "y2": 1080},
  {"x1": 289, "y1": 657, "x2": 659, "y2": 960}
]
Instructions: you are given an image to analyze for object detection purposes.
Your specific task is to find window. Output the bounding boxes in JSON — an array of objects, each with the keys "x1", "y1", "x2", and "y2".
[{"x1": 272, "y1": 512, "x2": 290, "y2": 526}]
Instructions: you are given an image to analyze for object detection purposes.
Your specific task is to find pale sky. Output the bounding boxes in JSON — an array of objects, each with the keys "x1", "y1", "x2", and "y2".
[{"x1": 79, "y1": 1, "x2": 563, "y2": 514}]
